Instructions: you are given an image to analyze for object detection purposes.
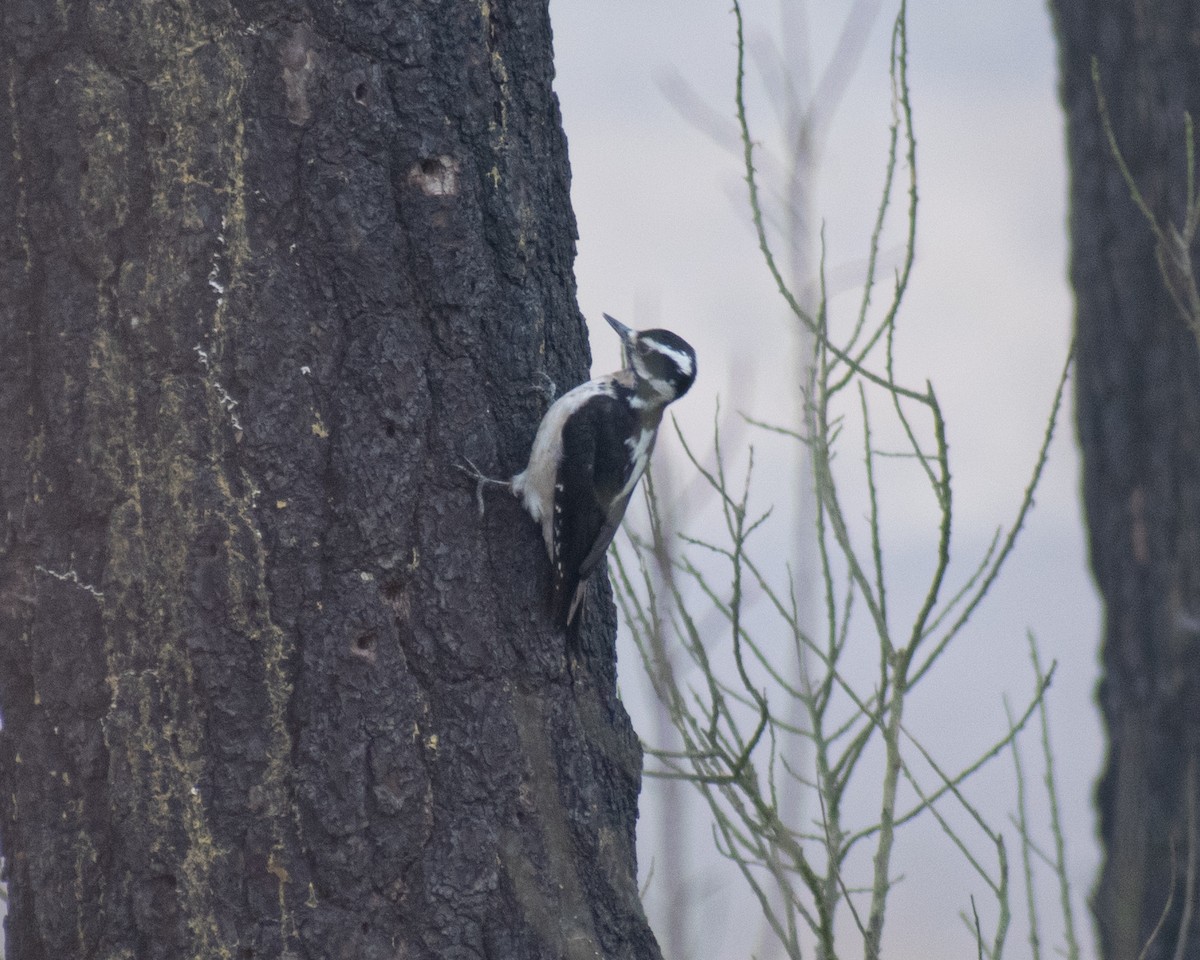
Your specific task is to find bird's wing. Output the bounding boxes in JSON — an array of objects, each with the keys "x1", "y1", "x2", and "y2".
[{"x1": 551, "y1": 393, "x2": 640, "y2": 626}]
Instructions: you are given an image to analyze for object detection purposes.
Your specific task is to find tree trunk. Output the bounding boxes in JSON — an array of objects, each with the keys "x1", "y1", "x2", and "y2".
[
  {"x1": 0, "y1": 2, "x2": 659, "y2": 958},
  {"x1": 1052, "y1": 2, "x2": 1200, "y2": 957}
]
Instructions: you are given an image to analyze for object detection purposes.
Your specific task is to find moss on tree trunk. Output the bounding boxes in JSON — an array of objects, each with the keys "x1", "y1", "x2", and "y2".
[{"x1": 0, "y1": 1, "x2": 658, "y2": 957}]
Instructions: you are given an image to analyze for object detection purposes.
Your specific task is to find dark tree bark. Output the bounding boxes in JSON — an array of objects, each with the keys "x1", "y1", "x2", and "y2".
[
  {"x1": 0, "y1": 1, "x2": 659, "y2": 958},
  {"x1": 1053, "y1": 2, "x2": 1200, "y2": 958}
]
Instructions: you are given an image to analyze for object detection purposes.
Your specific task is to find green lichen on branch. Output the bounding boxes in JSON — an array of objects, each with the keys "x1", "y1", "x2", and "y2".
[
  {"x1": 614, "y1": 2, "x2": 1077, "y2": 957},
  {"x1": 1092, "y1": 56, "x2": 1200, "y2": 357}
]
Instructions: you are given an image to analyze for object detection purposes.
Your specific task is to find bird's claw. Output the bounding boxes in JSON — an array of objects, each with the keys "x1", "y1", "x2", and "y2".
[{"x1": 456, "y1": 457, "x2": 510, "y2": 518}]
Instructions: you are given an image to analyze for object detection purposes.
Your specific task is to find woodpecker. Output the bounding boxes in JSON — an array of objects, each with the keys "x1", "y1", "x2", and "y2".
[{"x1": 511, "y1": 313, "x2": 697, "y2": 629}]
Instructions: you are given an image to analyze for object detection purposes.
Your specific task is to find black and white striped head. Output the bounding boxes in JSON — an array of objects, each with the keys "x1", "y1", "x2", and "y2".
[{"x1": 604, "y1": 313, "x2": 697, "y2": 404}]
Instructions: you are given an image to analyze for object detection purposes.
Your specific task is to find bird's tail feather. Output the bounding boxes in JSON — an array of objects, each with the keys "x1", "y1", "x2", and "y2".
[{"x1": 552, "y1": 576, "x2": 587, "y2": 665}]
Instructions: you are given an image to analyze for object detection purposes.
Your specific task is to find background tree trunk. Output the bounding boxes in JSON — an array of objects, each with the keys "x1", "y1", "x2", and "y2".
[
  {"x1": 1052, "y1": 2, "x2": 1200, "y2": 957},
  {"x1": 0, "y1": 1, "x2": 658, "y2": 958}
]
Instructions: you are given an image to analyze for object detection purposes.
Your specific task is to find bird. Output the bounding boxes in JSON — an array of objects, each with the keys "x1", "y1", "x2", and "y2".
[{"x1": 509, "y1": 313, "x2": 697, "y2": 631}]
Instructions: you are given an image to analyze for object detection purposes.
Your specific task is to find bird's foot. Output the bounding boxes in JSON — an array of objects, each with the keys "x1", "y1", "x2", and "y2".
[{"x1": 456, "y1": 457, "x2": 510, "y2": 517}]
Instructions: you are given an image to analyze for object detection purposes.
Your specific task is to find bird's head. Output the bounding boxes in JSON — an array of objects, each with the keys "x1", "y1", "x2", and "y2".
[{"x1": 604, "y1": 313, "x2": 697, "y2": 404}]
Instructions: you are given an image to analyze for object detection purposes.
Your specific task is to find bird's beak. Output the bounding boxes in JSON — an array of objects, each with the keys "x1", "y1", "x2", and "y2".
[{"x1": 603, "y1": 313, "x2": 636, "y2": 367}]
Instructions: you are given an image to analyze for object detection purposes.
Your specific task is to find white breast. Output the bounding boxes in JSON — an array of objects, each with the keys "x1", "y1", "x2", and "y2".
[{"x1": 511, "y1": 377, "x2": 615, "y2": 558}]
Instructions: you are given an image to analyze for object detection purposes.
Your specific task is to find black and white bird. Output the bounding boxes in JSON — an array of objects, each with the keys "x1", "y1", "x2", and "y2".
[{"x1": 511, "y1": 313, "x2": 697, "y2": 628}]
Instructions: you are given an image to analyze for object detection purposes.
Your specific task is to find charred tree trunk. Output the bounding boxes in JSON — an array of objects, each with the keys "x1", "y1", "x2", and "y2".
[
  {"x1": 0, "y1": 1, "x2": 659, "y2": 958},
  {"x1": 1053, "y1": 2, "x2": 1200, "y2": 958}
]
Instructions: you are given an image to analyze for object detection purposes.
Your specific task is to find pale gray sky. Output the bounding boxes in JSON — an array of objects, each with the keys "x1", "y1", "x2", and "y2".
[{"x1": 550, "y1": 1, "x2": 1099, "y2": 958}]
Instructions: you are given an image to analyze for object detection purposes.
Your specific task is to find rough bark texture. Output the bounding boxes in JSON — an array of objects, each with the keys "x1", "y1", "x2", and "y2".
[
  {"x1": 0, "y1": 1, "x2": 659, "y2": 958},
  {"x1": 1052, "y1": 2, "x2": 1200, "y2": 958}
]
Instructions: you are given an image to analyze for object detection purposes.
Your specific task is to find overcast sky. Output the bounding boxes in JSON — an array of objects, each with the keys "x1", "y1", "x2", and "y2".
[{"x1": 548, "y1": 1, "x2": 1100, "y2": 958}]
